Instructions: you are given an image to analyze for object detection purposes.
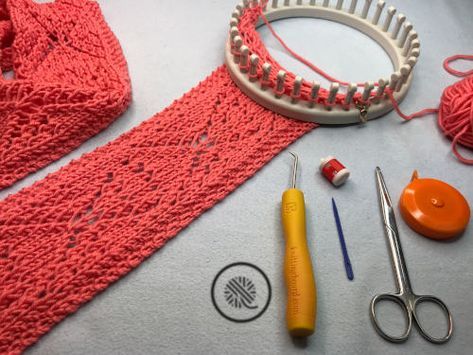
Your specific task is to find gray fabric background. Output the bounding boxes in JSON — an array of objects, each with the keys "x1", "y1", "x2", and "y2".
[{"x1": 1, "y1": 0, "x2": 472, "y2": 354}]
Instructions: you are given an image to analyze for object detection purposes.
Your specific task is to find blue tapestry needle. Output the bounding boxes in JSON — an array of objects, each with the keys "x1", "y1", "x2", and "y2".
[{"x1": 331, "y1": 198, "x2": 354, "y2": 281}]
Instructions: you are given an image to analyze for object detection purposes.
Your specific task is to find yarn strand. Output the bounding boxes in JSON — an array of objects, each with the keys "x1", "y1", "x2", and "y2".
[{"x1": 258, "y1": 9, "x2": 353, "y2": 87}]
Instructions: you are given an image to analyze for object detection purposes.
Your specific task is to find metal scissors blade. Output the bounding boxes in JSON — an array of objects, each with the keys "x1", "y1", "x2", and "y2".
[
  {"x1": 375, "y1": 167, "x2": 396, "y2": 231},
  {"x1": 375, "y1": 167, "x2": 393, "y2": 207}
]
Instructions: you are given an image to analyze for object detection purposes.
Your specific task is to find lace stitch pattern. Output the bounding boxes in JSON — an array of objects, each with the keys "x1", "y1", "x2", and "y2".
[
  {"x1": 0, "y1": 0, "x2": 131, "y2": 189},
  {"x1": 0, "y1": 65, "x2": 315, "y2": 353}
]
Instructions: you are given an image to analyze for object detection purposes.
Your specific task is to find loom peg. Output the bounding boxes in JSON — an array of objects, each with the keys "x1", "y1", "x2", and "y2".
[
  {"x1": 261, "y1": 63, "x2": 272, "y2": 90},
  {"x1": 372, "y1": 1, "x2": 385, "y2": 26},
  {"x1": 407, "y1": 56, "x2": 418, "y2": 68},
  {"x1": 292, "y1": 76, "x2": 303, "y2": 101},
  {"x1": 383, "y1": 6, "x2": 396, "y2": 32},
  {"x1": 232, "y1": 9, "x2": 241, "y2": 20},
  {"x1": 276, "y1": 70, "x2": 287, "y2": 97},
  {"x1": 389, "y1": 72, "x2": 401, "y2": 90},
  {"x1": 249, "y1": 54, "x2": 259, "y2": 81},
  {"x1": 239, "y1": 45, "x2": 249, "y2": 72},
  {"x1": 402, "y1": 30, "x2": 418, "y2": 56},
  {"x1": 309, "y1": 82, "x2": 321, "y2": 107},
  {"x1": 398, "y1": 22, "x2": 413, "y2": 48},
  {"x1": 344, "y1": 83, "x2": 358, "y2": 106},
  {"x1": 374, "y1": 78, "x2": 389, "y2": 102},
  {"x1": 327, "y1": 83, "x2": 340, "y2": 105},
  {"x1": 362, "y1": 81, "x2": 375, "y2": 101},
  {"x1": 232, "y1": 36, "x2": 243, "y2": 63},
  {"x1": 349, "y1": 0, "x2": 358, "y2": 14},
  {"x1": 410, "y1": 48, "x2": 420, "y2": 58},
  {"x1": 391, "y1": 13, "x2": 405, "y2": 39},
  {"x1": 396, "y1": 64, "x2": 411, "y2": 91},
  {"x1": 407, "y1": 39, "x2": 420, "y2": 58},
  {"x1": 230, "y1": 26, "x2": 239, "y2": 40},
  {"x1": 361, "y1": 0, "x2": 372, "y2": 19}
]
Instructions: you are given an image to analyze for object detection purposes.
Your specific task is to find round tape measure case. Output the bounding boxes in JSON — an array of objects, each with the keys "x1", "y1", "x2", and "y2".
[{"x1": 399, "y1": 171, "x2": 470, "y2": 240}]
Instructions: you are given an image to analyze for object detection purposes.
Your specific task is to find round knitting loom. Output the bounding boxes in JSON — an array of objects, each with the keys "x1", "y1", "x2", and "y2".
[{"x1": 225, "y1": 0, "x2": 421, "y2": 124}]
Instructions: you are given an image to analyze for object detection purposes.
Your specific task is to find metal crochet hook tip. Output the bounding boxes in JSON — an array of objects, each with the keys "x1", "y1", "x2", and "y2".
[{"x1": 289, "y1": 152, "x2": 298, "y2": 189}]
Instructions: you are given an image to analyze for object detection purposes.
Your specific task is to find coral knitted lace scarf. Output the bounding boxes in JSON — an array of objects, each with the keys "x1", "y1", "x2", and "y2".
[
  {"x1": 0, "y1": 1, "x2": 315, "y2": 353},
  {"x1": 0, "y1": 0, "x2": 131, "y2": 189}
]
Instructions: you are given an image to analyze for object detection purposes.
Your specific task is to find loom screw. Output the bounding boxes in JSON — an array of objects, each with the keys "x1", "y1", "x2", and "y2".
[{"x1": 356, "y1": 103, "x2": 369, "y2": 123}]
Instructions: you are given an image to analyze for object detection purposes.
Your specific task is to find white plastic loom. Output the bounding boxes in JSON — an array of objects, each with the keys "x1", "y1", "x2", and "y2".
[{"x1": 225, "y1": 0, "x2": 421, "y2": 124}]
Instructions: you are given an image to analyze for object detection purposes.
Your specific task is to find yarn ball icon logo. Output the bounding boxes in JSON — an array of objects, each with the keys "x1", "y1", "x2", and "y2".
[
  {"x1": 224, "y1": 276, "x2": 258, "y2": 309},
  {"x1": 211, "y1": 262, "x2": 271, "y2": 323}
]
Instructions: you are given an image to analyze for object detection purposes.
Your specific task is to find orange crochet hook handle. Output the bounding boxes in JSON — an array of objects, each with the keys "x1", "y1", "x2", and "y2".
[{"x1": 282, "y1": 187, "x2": 317, "y2": 337}]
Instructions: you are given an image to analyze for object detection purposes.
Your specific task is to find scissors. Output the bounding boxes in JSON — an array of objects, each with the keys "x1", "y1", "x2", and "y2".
[{"x1": 370, "y1": 167, "x2": 453, "y2": 344}]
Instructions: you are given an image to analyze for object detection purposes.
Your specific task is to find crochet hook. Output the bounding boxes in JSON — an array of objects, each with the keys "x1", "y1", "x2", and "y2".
[
  {"x1": 331, "y1": 198, "x2": 354, "y2": 281},
  {"x1": 281, "y1": 153, "x2": 317, "y2": 337}
]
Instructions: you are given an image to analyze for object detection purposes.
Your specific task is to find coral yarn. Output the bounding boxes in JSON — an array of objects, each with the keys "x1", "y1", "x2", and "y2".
[
  {"x1": 387, "y1": 55, "x2": 473, "y2": 164},
  {"x1": 0, "y1": 64, "x2": 315, "y2": 353},
  {"x1": 0, "y1": 0, "x2": 132, "y2": 189},
  {"x1": 438, "y1": 55, "x2": 473, "y2": 164}
]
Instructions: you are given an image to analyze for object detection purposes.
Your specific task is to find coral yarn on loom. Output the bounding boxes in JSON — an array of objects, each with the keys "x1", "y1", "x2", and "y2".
[
  {"x1": 237, "y1": 5, "x2": 378, "y2": 107},
  {"x1": 249, "y1": 4, "x2": 473, "y2": 164},
  {"x1": 0, "y1": 66, "x2": 316, "y2": 354},
  {"x1": 0, "y1": 0, "x2": 131, "y2": 189}
]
